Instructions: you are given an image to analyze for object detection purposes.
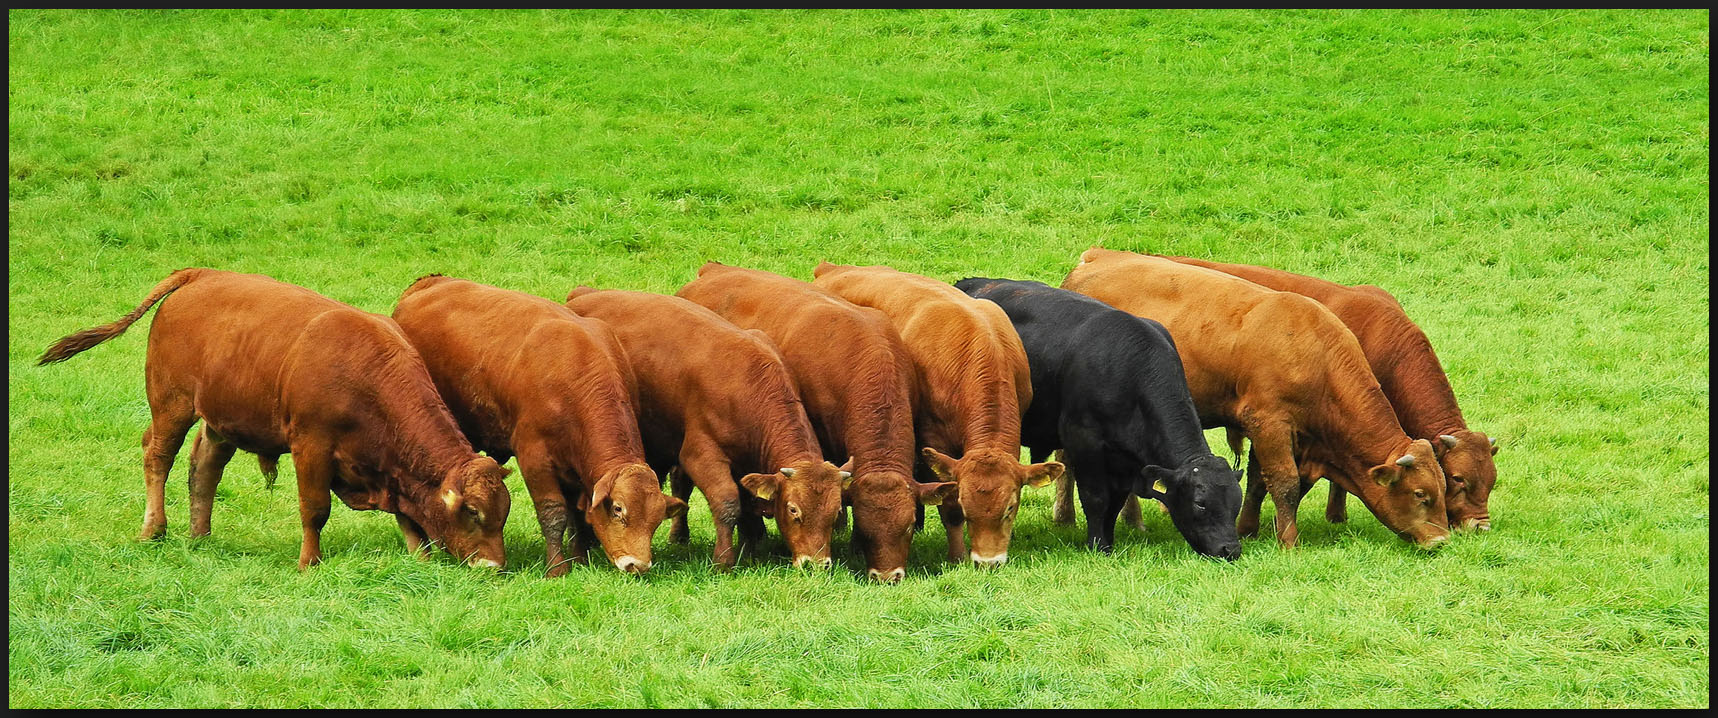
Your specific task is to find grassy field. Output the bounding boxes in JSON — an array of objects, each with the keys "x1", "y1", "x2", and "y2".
[{"x1": 8, "y1": 9, "x2": 1709, "y2": 708}]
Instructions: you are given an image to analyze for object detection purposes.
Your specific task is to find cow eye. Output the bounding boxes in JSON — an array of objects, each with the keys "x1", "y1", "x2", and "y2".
[
  {"x1": 788, "y1": 503, "x2": 803, "y2": 521},
  {"x1": 1414, "y1": 489, "x2": 1428, "y2": 502},
  {"x1": 1450, "y1": 475, "x2": 1466, "y2": 486}
]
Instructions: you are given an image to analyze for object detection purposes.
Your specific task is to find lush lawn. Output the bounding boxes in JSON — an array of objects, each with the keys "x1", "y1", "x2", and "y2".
[{"x1": 8, "y1": 9, "x2": 1708, "y2": 708}]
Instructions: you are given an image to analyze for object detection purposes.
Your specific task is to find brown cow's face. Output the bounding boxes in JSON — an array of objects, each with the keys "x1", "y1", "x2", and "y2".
[
  {"x1": 1367, "y1": 439, "x2": 1451, "y2": 549},
  {"x1": 741, "y1": 460, "x2": 848, "y2": 569},
  {"x1": 922, "y1": 447, "x2": 1063, "y2": 567},
  {"x1": 846, "y1": 470, "x2": 958, "y2": 583},
  {"x1": 438, "y1": 457, "x2": 513, "y2": 568},
  {"x1": 1434, "y1": 430, "x2": 1498, "y2": 532},
  {"x1": 580, "y1": 465, "x2": 686, "y2": 575}
]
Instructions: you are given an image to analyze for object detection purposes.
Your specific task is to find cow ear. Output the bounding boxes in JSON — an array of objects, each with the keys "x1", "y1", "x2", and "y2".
[
  {"x1": 920, "y1": 448, "x2": 959, "y2": 482},
  {"x1": 442, "y1": 488, "x2": 462, "y2": 511},
  {"x1": 1489, "y1": 437, "x2": 1500, "y2": 456},
  {"x1": 1022, "y1": 461, "x2": 1064, "y2": 489},
  {"x1": 1369, "y1": 463, "x2": 1403, "y2": 486},
  {"x1": 838, "y1": 470, "x2": 854, "y2": 490},
  {"x1": 915, "y1": 482, "x2": 959, "y2": 506},
  {"x1": 663, "y1": 495, "x2": 688, "y2": 519},
  {"x1": 838, "y1": 456, "x2": 855, "y2": 473},
  {"x1": 741, "y1": 472, "x2": 781, "y2": 500},
  {"x1": 1135, "y1": 465, "x2": 1174, "y2": 498}
]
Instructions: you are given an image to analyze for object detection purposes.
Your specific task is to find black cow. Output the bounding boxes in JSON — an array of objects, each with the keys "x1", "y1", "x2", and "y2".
[{"x1": 955, "y1": 277, "x2": 1243, "y2": 560}]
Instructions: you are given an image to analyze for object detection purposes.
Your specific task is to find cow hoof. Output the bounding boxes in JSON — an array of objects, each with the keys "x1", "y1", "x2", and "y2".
[
  {"x1": 545, "y1": 562, "x2": 571, "y2": 578},
  {"x1": 137, "y1": 525, "x2": 167, "y2": 541}
]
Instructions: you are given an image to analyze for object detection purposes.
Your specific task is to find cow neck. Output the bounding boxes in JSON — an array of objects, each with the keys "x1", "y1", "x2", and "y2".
[
  {"x1": 940, "y1": 349, "x2": 1024, "y2": 456},
  {"x1": 1364, "y1": 315, "x2": 1469, "y2": 439},
  {"x1": 549, "y1": 367, "x2": 649, "y2": 486},
  {"x1": 1313, "y1": 374, "x2": 1416, "y2": 500},
  {"x1": 363, "y1": 363, "x2": 481, "y2": 536},
  {"x1": 837, "y1": 345, "x2": 919, "y2": 478},
  {"x1": 747, "y1": 365, "x2": 824, "y2": 472}
]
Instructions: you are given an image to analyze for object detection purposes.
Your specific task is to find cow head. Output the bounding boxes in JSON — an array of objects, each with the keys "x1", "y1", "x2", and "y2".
[
  {"x1": 921, "y1": 447, "x2": 1063, "y2": 568},
  {"x1": 1137, "y1": 454, "x2": 1243, "y2": 560},
  {"x1": 577, "y1": 464, "x2": 686, "y2": 575},
  {"x1": 1434, "y1": 430, "x2": 1498, "y2": 532},
  {"x1": 437, "y1": 457, "x2": 513, "y2": 568},
  {"x1": 1366, "y1": 439, "x2": 1452, "y2": 549},
  {"x1": 740, "y1": 459, "x2": 848, "y2": 569},
  {"x1": 845, "y1": 466, "x2": 957, "y2": 583}
]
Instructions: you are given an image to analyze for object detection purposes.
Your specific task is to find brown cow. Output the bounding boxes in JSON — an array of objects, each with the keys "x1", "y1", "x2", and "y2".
[
  {"x1": 1062, "y1": 249, "x2": 1451, "y2": 549},
  {"x1": 1159, "y1": 255, "x2": 1498, "y2": 532},
  {"x1": 36, "y1": 269, "x2": 513, "y2": 570},
  {"x1": 393, "y1": 276, "x2": 685, "y2": 577},
  {"x1": 677, "y1": 262, "x2": 958, "y2": 583},
  {"x1": 564, "y1": 287, "x2": 849, "y2": 570},
  {"x1": 811, "y1": 262, "x2": 1064, "y2": 568}
]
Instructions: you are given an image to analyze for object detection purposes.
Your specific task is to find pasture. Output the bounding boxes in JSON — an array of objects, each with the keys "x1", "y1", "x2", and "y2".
[{"x1": 7, "y1": 9, "x2": 1709, "y2": 708}]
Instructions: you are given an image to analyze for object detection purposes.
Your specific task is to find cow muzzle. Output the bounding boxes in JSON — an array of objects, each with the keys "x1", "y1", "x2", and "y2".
[
  {"x1": 970, "y1": 552, "x2": 1008, "y2": 568},
  {"x1": 867, "y1": 567, "x2": 906, "y2": 584},
  {"x1": 793, "y1": 555, "x2": 834, "y2": 570},
  {"x1": 614, "y1": 555, "x2": 650, "y2": 575},
  {"x1": 1459, "y1": 516, "x2": 1492, "y2": 532},
  {"x1": 1415, "y1": 533, "x2": 1450, "y2": 551},
  {"x1": 468, "y1": 557, "x2": 502, "y2": 570}
]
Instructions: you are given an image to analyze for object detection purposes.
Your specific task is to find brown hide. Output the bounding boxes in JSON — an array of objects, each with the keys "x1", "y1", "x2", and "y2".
[
  {"x1": 1062, "y1": 249, "x2": 1450, "y2": 549},
  {"x1": 37, "y1": 269, "x2": 511, "y2": 570},
  {"x1": 564, "y1": 287, "x2": 846, "y2": 569},
  {"x1": 1159, "y1": 255, "x2": 1496, "y2": 531},
  {"x1": 811, "y1": 262, "x2": 1063, "y2": 566},
  {"x1": 677, "y1": 262, "x2": 955, "y2": 582},
  {"x1": 392, "y1": 276, "x2": 684, "y2": 576}
]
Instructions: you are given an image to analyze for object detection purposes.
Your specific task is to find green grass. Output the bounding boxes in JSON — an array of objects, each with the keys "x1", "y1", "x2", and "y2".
[{"x1": 8, "y1": 9, "x2": 1708, "y2": 708}]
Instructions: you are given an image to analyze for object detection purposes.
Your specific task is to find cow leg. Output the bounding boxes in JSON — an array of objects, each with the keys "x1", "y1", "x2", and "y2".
[
  {"x1": 566, "y1": 506, "x2": 597, "y2": 565},
  {"x1": 139, "y1": 407, "x2": 196, "y2": 541},
  {"x1": 937, "y1": 498, "x2": 967, "y2": 564},
  {"x1": 1121, "y1": 491, "x2": 1147, "y2": 529},
  {"x1": 1079, "y1": 478, "x2": 1116, "y2": 552},
  {"x1": 736, "y1": 500, "x2": 768, "y2": 564},
  {"x1": 1250, "y1": 423, "x2": 1303, "y2": 548},
  {"x1": 667, "y1": 467, "x2": 694, "y2": 545},
  {"x1": 514, "y1": 442, "x2": 574, "y2": 578},
  {"x1": 187, "y1": 424, "x2": 237, "y2": 537},
  {"x1": 396, "y1": 514, "x2": 429, "y2": 558},
  {"x1": 289, "y1": 445, "x2": 335, "y2": 570},
  {"x1": 1325, "y1": 485, "x2": 1350, "y2": 524},
  {"x1": 1237, "y1": 448, "x2": 1266, "y2": 538},
  {"x1": 1050, "y1": 449, "x2": 1077, "y2": 526},
  {"x1": 678, "y1": 442, "x2": 742, "y2": 569}
]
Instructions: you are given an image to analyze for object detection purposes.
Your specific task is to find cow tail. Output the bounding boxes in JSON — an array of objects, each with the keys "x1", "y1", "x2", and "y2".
[{"x1": 36, "y1": 268, "x2": 206, "y2": 365}]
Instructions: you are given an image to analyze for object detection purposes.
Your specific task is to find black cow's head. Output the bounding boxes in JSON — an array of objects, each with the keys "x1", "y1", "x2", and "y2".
[{"x1": 1138, "y1": 454, "x2": 1242, "y2": 560}]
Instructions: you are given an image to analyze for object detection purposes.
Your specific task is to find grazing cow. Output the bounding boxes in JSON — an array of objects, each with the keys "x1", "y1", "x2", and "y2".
[
  {"x1": 956, "y1": 277, "x2": 1243, "y2": 560},
  {"x1": 564, "y1": 288, "x2": 849, "y2": 570},
  {"x1": 1062, "y1": 249, "x2": 1451, "y2": 549},
  {"x1": 393, "y1": 276, "x2": 685, "y2": 577},
  {"x1": 1160, "y1": 255, "x2": 1498, "y2": 532},
  {"x1": 36, "y1": 269, "x2": 512, "y2": 570},
  {"x1": 678, "y1": 262, "x2": 957, "y2": 583},
  {"x1": 812, "y1": 262, "x2": 1064, "y2": 568}
]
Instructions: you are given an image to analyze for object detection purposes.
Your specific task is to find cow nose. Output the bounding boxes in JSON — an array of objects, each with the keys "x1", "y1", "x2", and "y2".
[
  {"x1": 615, "y1": 556, "x2": 649, "y2": 575},
  {"x1": 793, "y1": 555, "x2": 833, "y2": 570},
  {"x1": 969, "y1": 552, "x2": 1008, "y2": 568},
  {"x1": 867, "y1": 567, "x2": 906, "y2": 584},
  {"x1": 1218, "y1": 542, "x2": 1241, "y2": 561},
  {"x1": 1417, "y1": 534, "x2": 1449, "y2": 551},
  {"x1": 1460, "y1": 517, "x2": 1492, "y2": 532},
  {"x1": 469, "y1": 557, "x2": 502, "y2": 570}
]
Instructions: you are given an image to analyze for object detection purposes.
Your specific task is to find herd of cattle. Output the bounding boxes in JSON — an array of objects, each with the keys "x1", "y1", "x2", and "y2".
[{"x1": 37, "y1": 248, "x2": 1499, "y2": 582}]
